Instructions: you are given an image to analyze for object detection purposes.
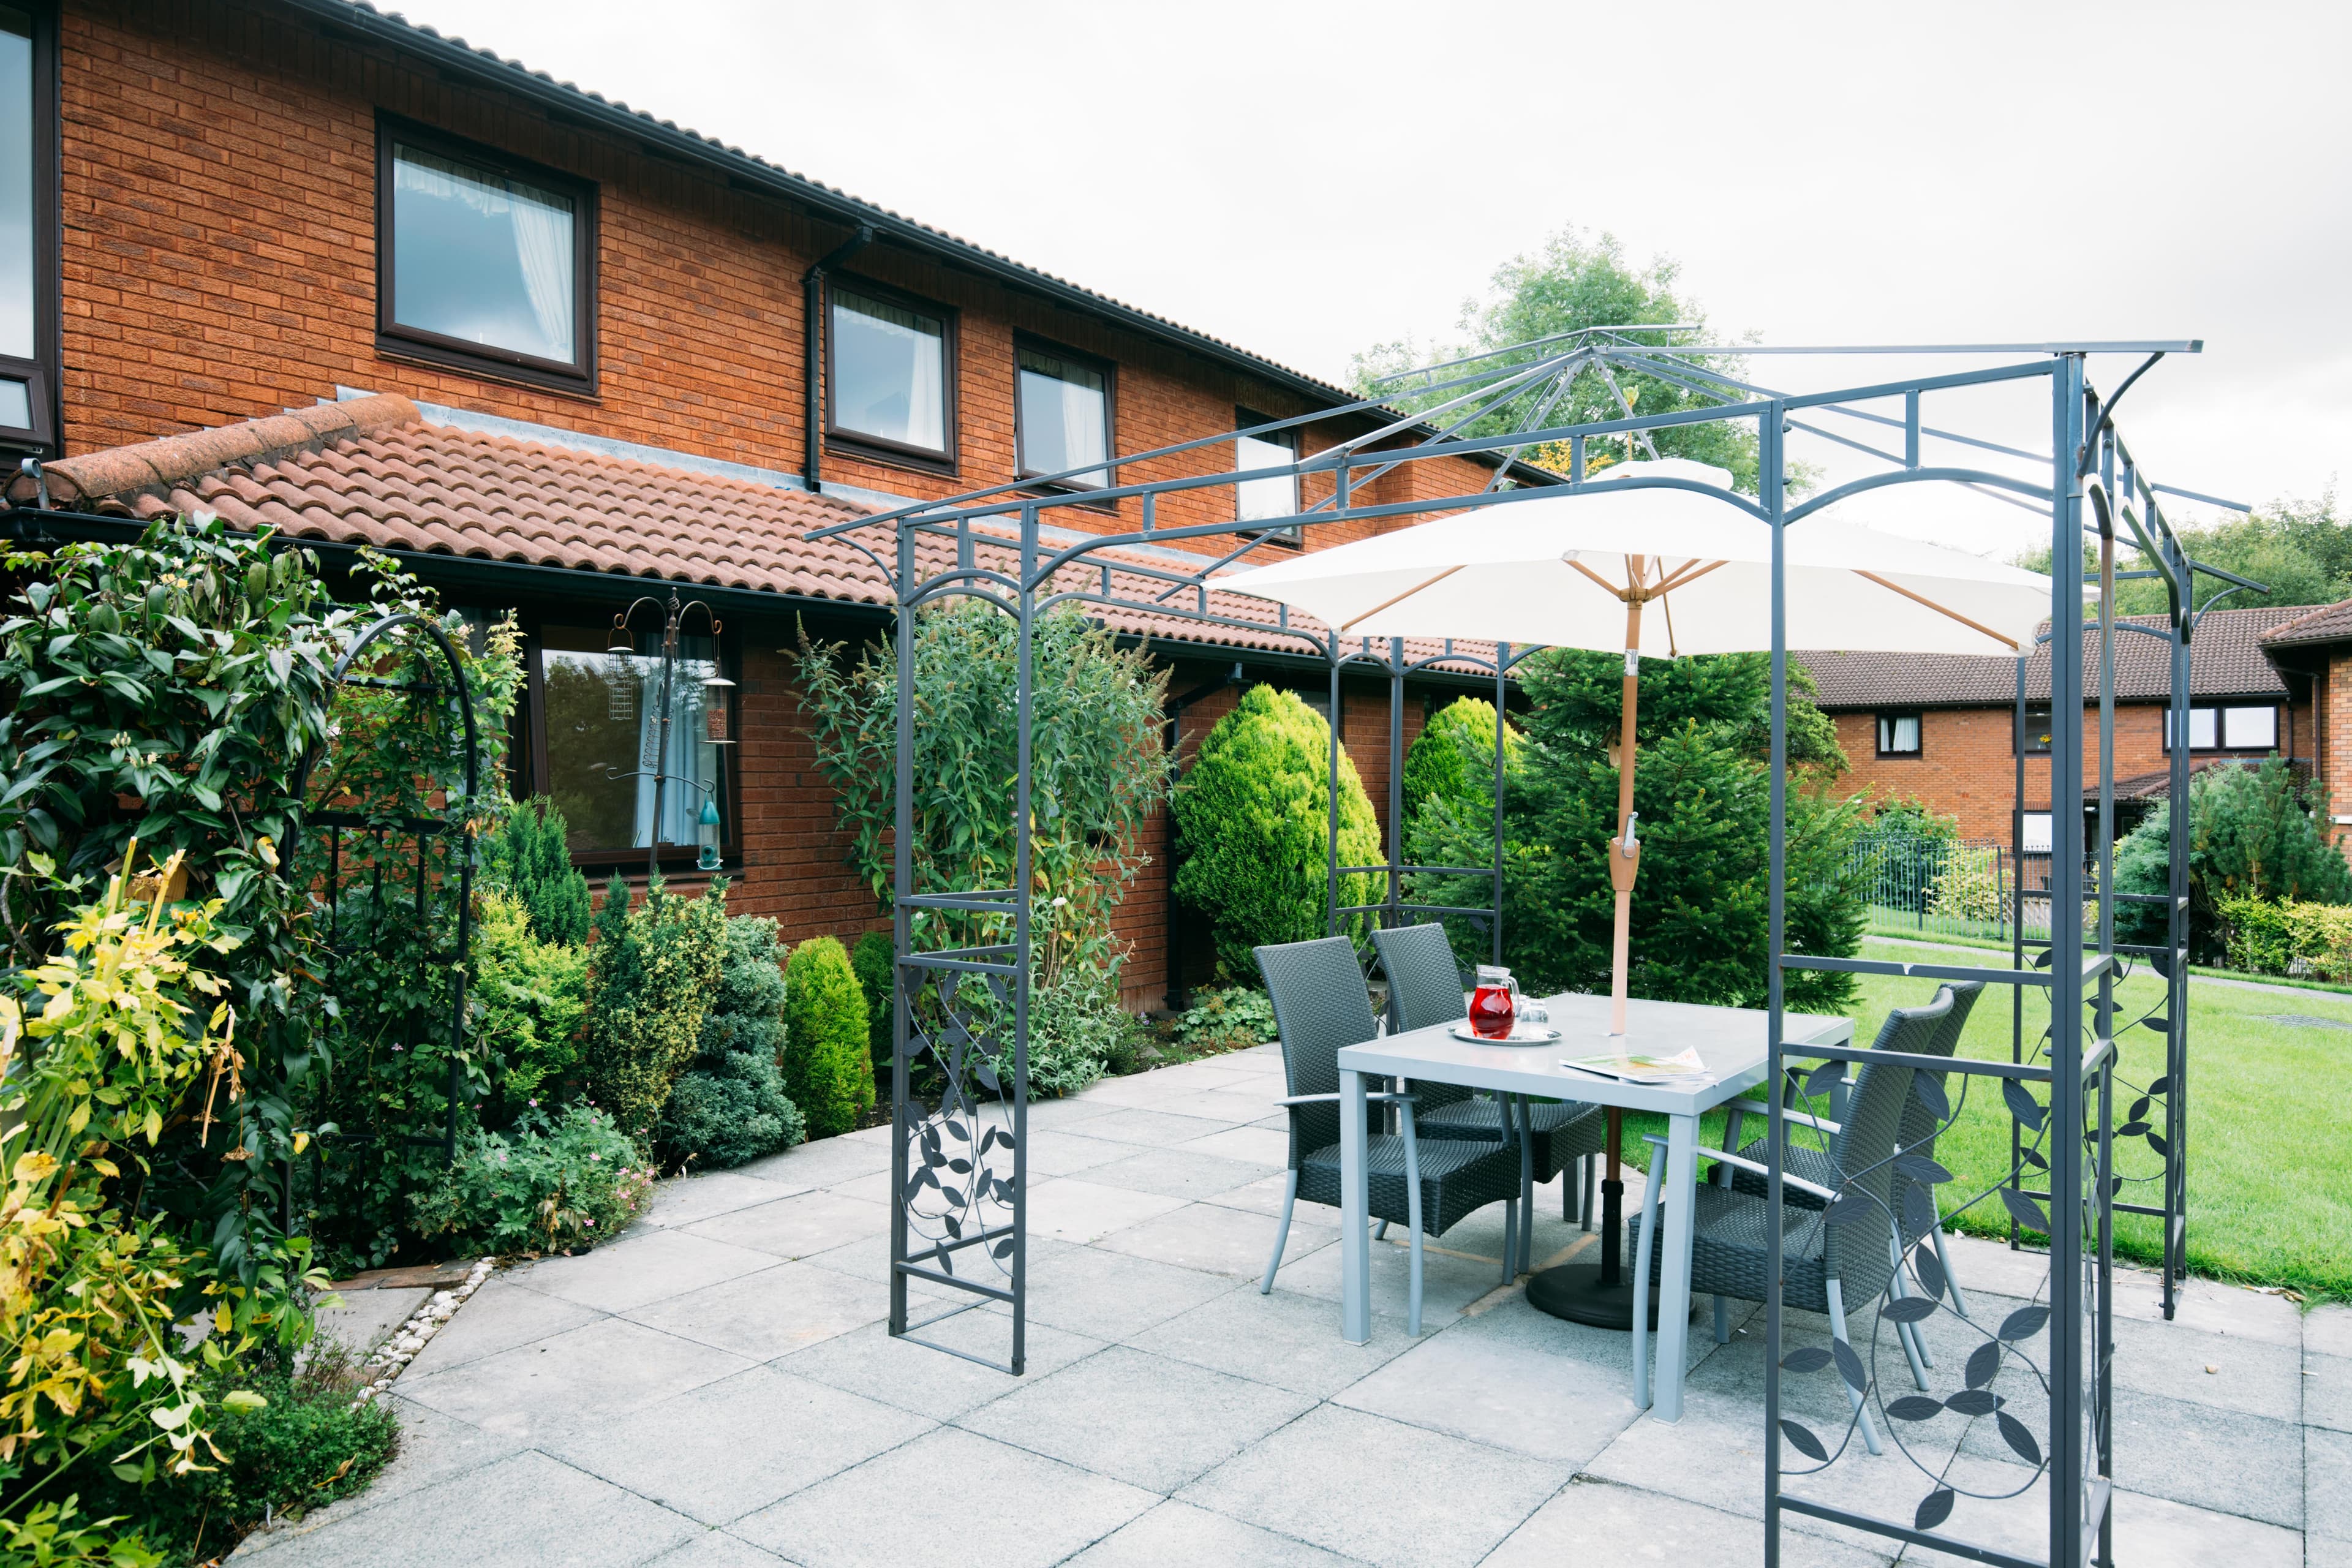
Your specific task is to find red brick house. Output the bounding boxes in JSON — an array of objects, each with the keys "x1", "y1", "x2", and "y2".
[
  {"x1": 1798, "y1": 605, "x2": 2316, "y2": 846},
  {"x1": 0, "y1": 0, "x2": 1521, "y2": 1006},
  {"x1": 2255, "y1": 601, "x2": 2352, "y2": 848}
]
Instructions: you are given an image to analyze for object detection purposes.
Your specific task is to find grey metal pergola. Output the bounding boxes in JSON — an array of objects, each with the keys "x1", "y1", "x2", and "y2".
[{"x1": 807, "y1": 330, "x2": 2228, "y2": 1568}]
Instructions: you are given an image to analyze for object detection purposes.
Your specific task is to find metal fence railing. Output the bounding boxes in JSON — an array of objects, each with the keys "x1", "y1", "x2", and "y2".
[{"x1": 1845, "y1": 832, "x2": 2034, "y2": 944}]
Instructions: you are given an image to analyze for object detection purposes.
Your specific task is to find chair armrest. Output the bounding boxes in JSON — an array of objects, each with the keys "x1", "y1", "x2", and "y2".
[
  {"x1": 1643, "y1": 1134, "x2": 1840, "y2": 1203},
  {"x1": 1724, "y1": 1098, "x2": 1842, "y2": 1136},
  {"x1": 1274, "y1": 1091, "x2": 1417, "y2": 1107}
]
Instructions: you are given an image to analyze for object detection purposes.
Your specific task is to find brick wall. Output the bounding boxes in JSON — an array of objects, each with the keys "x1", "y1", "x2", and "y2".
[
  {"x1": 55, "y1": 0, "x2": 1498, "y2": 551},
  {"x1": 1834, "y1": 699, "x2": 2316, "y2": 842}
]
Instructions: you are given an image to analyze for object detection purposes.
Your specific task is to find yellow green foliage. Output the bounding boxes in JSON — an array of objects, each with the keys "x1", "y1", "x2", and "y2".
[
  {"x1": 783, "y1": 937, "x2": 873, "y2": 1139},
  {"x1": 2217, "y1": 894, "x2": 2352, "y2": 981}
]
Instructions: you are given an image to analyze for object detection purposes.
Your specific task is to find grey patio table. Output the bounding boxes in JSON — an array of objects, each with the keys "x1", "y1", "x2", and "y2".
[{"x1": 1334, "y1": 990, "x2": 1853, "y2": 1421}]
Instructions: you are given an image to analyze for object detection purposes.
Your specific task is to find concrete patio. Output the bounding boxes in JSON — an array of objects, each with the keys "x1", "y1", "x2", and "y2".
[{"x1": 237, "y1": 1042, "x2": 2345, "y2": 1567}]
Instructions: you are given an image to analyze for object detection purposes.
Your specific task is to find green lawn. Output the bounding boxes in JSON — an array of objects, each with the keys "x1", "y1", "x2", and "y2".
[{"x1": 1611, "y1": 940, "x2": 2352, "y2": 1302}]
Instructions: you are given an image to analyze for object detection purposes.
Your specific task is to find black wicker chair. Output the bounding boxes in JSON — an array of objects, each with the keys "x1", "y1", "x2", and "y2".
[
  {"x1": 1720, "y1": 981, "x2": 1985, "y2": 1382},
  {"x1": 1629, "y1": 999, "x2": 1943, "y2": 1456},
  {"x1": 1254, "y1": 936, "x2": 1526, "y2": 1334},
  {"x1": 1371, "y1": 922, "x2": 1606, "y2": 1259}
]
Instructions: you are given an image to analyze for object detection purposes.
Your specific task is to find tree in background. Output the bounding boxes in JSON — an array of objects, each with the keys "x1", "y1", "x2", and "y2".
[
  {"x1": 1408, "y1": 649, "x2": 1863, "y2": 1012},
  {"x1": 783, "y1": 936, "x2": 874, "y2": 1138},
  {"x1": 1402, "y1": 697, "x2": 1522, "y2": 826},
  {"x1": 492, "y1": 796, "x2": 592, "y2": 946},
  {"x1": 577, "y1": 874, "x2": 728, "y2": 1147},
  {"x1": 2016, "y1": 491, "x2": 2351, "y2": 614},
  {"x1": 2114, "y1": 758, "x2": 2352, "y2": 960},
  {"x1": 1351, "y1": 227, "x2": 1781, "y2": 495},
  {"x1": 1172, "y1": 685, "x2": 1384, "y2": 981},
  {"x1": 660, "y1": 916, "x2": 804, "y2": 1168}
]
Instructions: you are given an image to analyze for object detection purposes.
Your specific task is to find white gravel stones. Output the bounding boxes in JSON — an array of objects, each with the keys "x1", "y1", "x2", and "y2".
[{"x1": 352, "y1": 1258, "x2": 499, "y2": 1408}]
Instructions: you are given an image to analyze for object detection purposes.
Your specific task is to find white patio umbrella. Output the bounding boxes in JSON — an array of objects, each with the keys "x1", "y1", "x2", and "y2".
[{"x1": 1224, "y1": 458, "x2": 2052, "y2": 1035}]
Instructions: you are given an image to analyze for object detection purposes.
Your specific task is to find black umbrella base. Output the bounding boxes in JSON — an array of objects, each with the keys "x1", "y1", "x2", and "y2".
[{"x1": 1526, "y1": 1259, "x2": 1665, "y2": 1330}]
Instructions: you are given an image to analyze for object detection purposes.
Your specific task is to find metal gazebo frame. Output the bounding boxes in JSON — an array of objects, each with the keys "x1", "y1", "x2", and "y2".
[{"x1": 810, "y1": 331, "x2": 2225, "y2": 1568}]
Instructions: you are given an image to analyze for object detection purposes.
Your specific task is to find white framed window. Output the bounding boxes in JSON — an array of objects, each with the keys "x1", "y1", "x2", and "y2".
[
  {"x1": 2020, "y1": 812, "x2": 2054, "y2": 853},
  {"x1": 1016, "y1": 342, "x2": 1112, "y2": 490},
  {"x1": 1876, "y1": 712, "x2": 1922, "y2": 756}
]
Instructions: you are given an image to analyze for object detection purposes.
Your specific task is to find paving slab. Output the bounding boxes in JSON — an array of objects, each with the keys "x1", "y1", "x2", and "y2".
[
  {"x1": 1072, "y1": 1106, "x2": 1235, "y2": 1147},
  {"x1": 681, "y1": 1189, "x2": 894, "y2": 1259},
  {"x1": 1270, "y1": 1229, "x2": 1509, "y2": 1332},
  {"x1": 539, "y1": 1362, "x2": 933, "y2": 1525},
  {"x1": 1483, "y1": 1476, "x2": 1893, "y2": 1568},
  {"x1": 229, "y1": 1398, "x2": 522, "y2": 1555},
  {"x1": 2106, "y1": 1309, "x2": 2304, "y2": 1422},
  {"x1": 1175, "y1": 1123, "x2": 1292, "y2": 1166},
  {"x1": 1062, "y1": 1499, "x2": 1361, "y2": 1566},
  {"x1": 1178, "y1": 1403, "x2": 1564, "y2": 1568},
  {"x1": 1082, "y1": 1146, "x2": 1275, "y2": 1200},
  {"x1": 2311, "y1": 1425, "x2": 2352, "y2": 1544},
  {"x1": 621, "y1": 1260, "x2": 902, "y2": 1361},
  {"x1": 232, "y1": 1448, "x2": 698, "y2": 1568},
  {"x1": 960, "y1": 1344, "x2": 1314, "y2": 1492},
  {"x1": 1932, "y1": 1455, "x2": 2304, "y2": 1568},
  {"x1": 644, "y1": 1170, "x2": 805, "y2": 1229},
  {"x1": 2309, "y1": 1303, "x2": 2352, "y2": 1360},
  {"x1": 778, "y1": 1314, "x2": 1108, "y2": 1421},
  {"x1": 1017, "y1": 1131, "x2": 1137, "y2": 1177},
  {"x1": 734, "y1": 1134, "x2": 891, "y2": 1189},
  {"x1": 1205, "y1": 1169, "x2": 1310, "y2": 1218},
  {"x1": 1093, "y1": 1197, "x2": 1336, "y2": 1280},
  {"x1": 396, "y1": 1316, "x2": 753, "y2": 1442},
  {"x1": 1014, "y1": 1236, "x2": 1240, "y2": 1340},
  {"x1": 731, "y1": 1426, "x2": 1156, "y2": 1568},
  {"x1": 1017, "y1": 1094, "x2": 1125, "y2": 1131},
  {"x1": 641, "y1": 1534, "x2": 788, "y2": 1568},
  {"x1": 1129, "y1": 1280, "x2": 1419, "y2": 1399},
  {"x1": 1022, "y1": 1176, "x2": 1188, "y2": 1245},
  {"x1": 512, "y1": 1228, "x2": 777, "y2": 1314},
  {"x1": 2308, "y1": 1349, "x2": 2352, "y2": 1434},
  {"x1": 406, "y1": 1275, "x2": 605, "y2": 1374}
]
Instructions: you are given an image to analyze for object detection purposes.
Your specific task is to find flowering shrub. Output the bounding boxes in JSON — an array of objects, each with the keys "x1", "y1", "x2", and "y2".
[
  {"x1": 409, "y1": 1105, "x2": 653, "y2": 1255},
  {"x1": 1172, "y1": 986, "x2": 1278, "y2": 1051}
]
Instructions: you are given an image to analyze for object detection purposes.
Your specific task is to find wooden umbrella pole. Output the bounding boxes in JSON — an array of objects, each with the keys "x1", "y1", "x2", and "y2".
[{"x1": 1608, "y1": 575, "x2": 1643, "y2": 1037}]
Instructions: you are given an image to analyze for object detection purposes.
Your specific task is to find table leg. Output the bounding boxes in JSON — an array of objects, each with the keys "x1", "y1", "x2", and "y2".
[
  {"x1": 1652, "y1": 1110, "x2": 1700, "y2": 1421},
  {"x1": 1340, "y1": 1067, "x2": 1370, "y2": 1345}
]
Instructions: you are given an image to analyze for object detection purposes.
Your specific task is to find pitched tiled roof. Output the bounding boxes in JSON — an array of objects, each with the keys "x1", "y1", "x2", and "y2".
[
  {"x1": 2260, "y1": 598, "x2": 2352, "y2": 649},
  {"x1": 0, "y1": 397, "x2": 1494, "y2": 673},
  {"x1": 1799, "y1": 605, "x2": 2307, "y2": 710}
]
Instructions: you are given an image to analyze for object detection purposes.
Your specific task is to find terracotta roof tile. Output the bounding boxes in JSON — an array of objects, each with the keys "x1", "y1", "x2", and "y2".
[
  {"x1": 1800, "y1": 605, "x2": 2307, "y2": 709},
  {"x1": 7, "y1": 399, "x2": 1496, "y2": 673},
  {"x1": 2259, "y1": 597, "x2": 2352, "y2": 649}
]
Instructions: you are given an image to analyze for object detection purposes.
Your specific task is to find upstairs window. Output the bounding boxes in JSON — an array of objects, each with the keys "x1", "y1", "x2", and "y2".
[
  {"x1": 0, "y1": 1, "x2": 56, "y2": 453},
  {"x1": 2165, "y1": 703, "x2": 2278, "y2": 753},
  {"x1": 2018, "y1": 704, "x2": 2052, "y2": 755},
  {"x1": 827, "y1": 283, "x2": 954, "y2": 466},
  {"x1": 1016, "y1": 341, "x2": 1112, "y2": 491},
  {"x1": 377, "y1": 119, "x2": 597, "y2": 391},
  {"x1": 1875, "y1": 712, "x2": 1922, "y2": 756},
  {"x1": 1236, "y1": 408, "x2": 1301, "y2": 543}
]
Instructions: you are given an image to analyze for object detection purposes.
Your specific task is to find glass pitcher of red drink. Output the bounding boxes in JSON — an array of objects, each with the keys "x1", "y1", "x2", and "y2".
[{"x1": 1468, "y1": 964, "x2": 1518, "y2": 1040}]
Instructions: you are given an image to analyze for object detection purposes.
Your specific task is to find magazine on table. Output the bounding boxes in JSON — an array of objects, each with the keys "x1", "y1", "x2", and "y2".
[{"x1": 1556, "y1": 1046, "x2": 1713, "y2": 1085}]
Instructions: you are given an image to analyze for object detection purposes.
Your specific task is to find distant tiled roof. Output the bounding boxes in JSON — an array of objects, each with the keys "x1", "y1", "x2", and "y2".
[
  {"x1": 0, "y1": 396, "x2": 1492, "y2": 672},
  {"x1": 2260, "y1": 598, "x2": 2352, "y2": 649},
  {"x1": 1800, "y1": 605, "x2": 2307, "y2": 710}
]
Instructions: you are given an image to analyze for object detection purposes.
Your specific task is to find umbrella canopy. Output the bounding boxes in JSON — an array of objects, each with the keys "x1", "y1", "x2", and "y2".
[{"x1": 1224, "y1": 459, "x2": 2052, "y2": 658}]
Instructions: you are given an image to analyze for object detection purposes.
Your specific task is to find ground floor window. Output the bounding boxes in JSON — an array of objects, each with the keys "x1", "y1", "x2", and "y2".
[{"x1": 532, "y1": 622, "x2": 734, "y2": 868}]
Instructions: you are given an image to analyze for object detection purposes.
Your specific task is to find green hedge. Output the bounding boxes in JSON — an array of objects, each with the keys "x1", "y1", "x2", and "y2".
[
  {"x1": 2217, "y1": 894, "x2": 2352, "y2": 981},
  {"x1": 785, "y1": 936, "x2": 876, "y2": 1137},
  {"x1": 1171, "y1": 685, "x2": 1382, "y2": 979},
  {"x1": 1403, "y1": 696, "x2": 1520, "y2": 823}
]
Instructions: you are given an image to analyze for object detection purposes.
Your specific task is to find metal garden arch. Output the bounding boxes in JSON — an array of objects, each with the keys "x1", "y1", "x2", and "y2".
[{"x1": 813, "y1": 331, "x2": 2231, "y2": 1568}]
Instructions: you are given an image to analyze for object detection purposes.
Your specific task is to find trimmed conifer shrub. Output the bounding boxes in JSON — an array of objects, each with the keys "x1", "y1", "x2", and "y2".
[
  {"x1": 851, "y1": 929, "x2": 895, "y2": 1071},
  {"x1": 1403, "y1": 696, "x2": 1521, "y2": 824},
  {"x1": 578, "y1": 873, "x2": 729, "y2": 1146},
  {"x1": 659, "y1": 914, "x2": 805, "y2": 1167},
  {"x1": 784, "y1": 935, "x2": 876, "y2": 1137},
  {"x1": 495, "y1": 795, "x2": 592, "y2": 946},
  {"x1": 1170, "y1": 684, "x2": 1382, "y2": 979}
]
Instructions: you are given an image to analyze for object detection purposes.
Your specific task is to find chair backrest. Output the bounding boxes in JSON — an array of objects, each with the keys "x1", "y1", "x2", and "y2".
[
  {"x1": 1256, "y1": 937, "x2": 1381, "y2": 1170},
  {"x1": 1822, "y1": 992, "x2": 1946, "y2": 1297},
  {"x1": 1896, "y1": 981, "x2": 1981, "y2": 1161},
  {"x1": 1371, "y1": 923, "x2": 1469, "y2": 1033}
]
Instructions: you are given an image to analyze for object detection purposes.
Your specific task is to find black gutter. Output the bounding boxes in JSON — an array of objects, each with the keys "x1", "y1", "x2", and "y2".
[
  {"x1": 278, "y1": 1, "x2": 1553, "y2": 486},
  {"x1": 802, "y1": 225, "x2": 874, "y2": 489}
]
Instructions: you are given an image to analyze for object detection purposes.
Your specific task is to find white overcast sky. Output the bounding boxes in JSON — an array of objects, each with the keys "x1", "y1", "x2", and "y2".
[{"x1": 391, "y1": 0, "x2": 2350, "y2": 558}]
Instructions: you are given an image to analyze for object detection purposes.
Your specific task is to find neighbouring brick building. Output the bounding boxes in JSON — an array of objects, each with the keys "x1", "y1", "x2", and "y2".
[
  {"x1": 1798, "y1": 605, "x2": 2316, "y2": 847},
  {"x1": 0, "y1": 0, "x2": 1521, "y2": 1007},
  {"x1": 2255, "y1": 601, "x2": 2352, "y2": 850}
]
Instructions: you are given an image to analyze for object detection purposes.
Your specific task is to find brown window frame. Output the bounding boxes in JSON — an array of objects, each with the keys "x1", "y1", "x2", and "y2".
[
  {"x1": 374, "y1": 115, "x2": 600, "y2": 396},
  {"x1": 515, "y1": 605, "x2": 743, "y2": 879},
  {"x1": 1014, "y1": 334, "x2": 1117, "y2": 510},
  {"x1": 1235, "y1": 406, "x2": 1303, "y2": 548},
  {"x1": 0, "y1": 0, "x2": 59, "y2": 455},
  {"x1": 1874, "y1": 710, "x2": 1923, "y2": 758},
  {"x1": 823, "y1": 274, "x2": 959, "y2": 475}
]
